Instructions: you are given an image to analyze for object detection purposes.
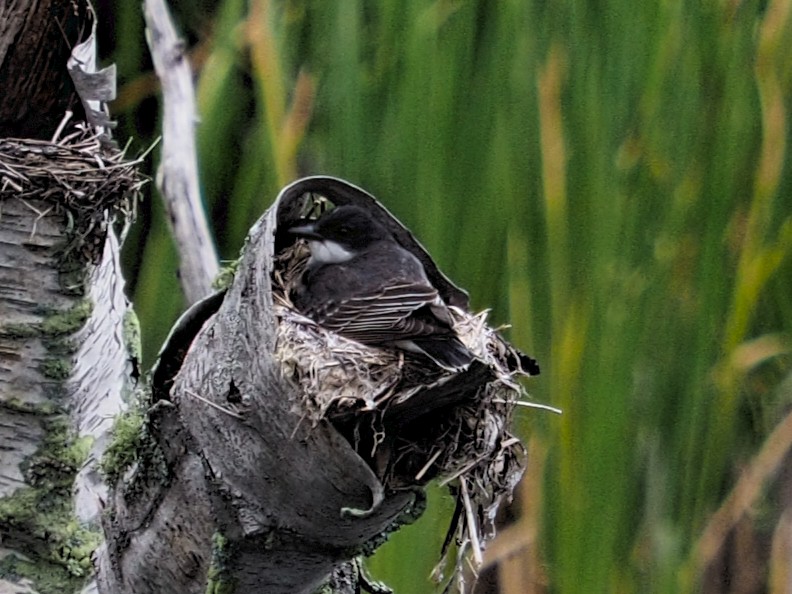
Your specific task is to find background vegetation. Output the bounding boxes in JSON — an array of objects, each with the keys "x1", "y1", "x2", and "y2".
[{"x1": 100, "y1": 0, "x2": 792, "y2": 592}]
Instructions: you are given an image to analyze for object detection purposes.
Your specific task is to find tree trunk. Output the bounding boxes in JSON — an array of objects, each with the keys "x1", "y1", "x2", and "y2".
[
  {"x1": 0, "y1": 133, "x2": 137, "y2": 593},
  {"x1": 0, "y1": 0, "x2": 89, "y2": 138},
  {"x1": 0, "y1": 2, "x2": 135, "y2": 593}
]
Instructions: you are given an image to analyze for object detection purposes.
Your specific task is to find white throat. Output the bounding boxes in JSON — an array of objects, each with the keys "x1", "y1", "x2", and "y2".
[{"x1": 308, "y1": 239, "x2": 354, "y2": 265}]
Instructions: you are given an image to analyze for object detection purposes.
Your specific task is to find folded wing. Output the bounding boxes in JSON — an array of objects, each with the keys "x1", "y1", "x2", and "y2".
[{"x1": 308, "y1": 282, "x2": 448, "y2": 344}]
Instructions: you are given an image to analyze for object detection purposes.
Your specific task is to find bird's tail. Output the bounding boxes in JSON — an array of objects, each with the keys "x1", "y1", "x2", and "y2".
[{"x1": 408, "y1": 336, "x2": 474, "y2": 372}]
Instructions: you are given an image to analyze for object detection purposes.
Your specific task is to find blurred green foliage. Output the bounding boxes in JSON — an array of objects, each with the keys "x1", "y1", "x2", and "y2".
[{"x1": 104, "y1": 0, "x2": 792, "y2": 592}]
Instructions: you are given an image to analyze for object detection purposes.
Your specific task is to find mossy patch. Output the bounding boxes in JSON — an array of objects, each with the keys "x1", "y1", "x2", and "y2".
[
  {"x1": 205, "y1": 532, "x2": 237, "y2": 594},
  {"x1": 0, "y1": 416, "x2": 98, "y2": 593},
  {"x1": 0, "y1": 323, "x2": 41, "y2": 339},
  {"x1": 39, "y1": 358, "x2": 73, "y2": 381},
  {"x1": 0, "y1": 553, "x2": 83, "y2": 594},
  {"x1": 123, "y1": 309, "x2": 142, "y2": 366},
  {"x1": 100, "y1": 406, "x2": 146, "y2": 483},
  {"x1": 1, "y1": 299, "x2": 90, "y2": 387},
  {"x1": 40, "y1": 300, "x2": 93, "y2": 336},
  {"x1": 212, "y1": 259, "x2": 240, "y2": 291},
  {"x1": 0, "y1": 300, "x2": 92, "y2": 390},
  {"x1": 123, "y1": 309, "x2": 142, "y2": 381},
  {"x1": 1, "y1": 398, "x2": 58, "y2": 416},
  {"x1": 0, "y1": 299, "x2": 93, "y2": 340}
]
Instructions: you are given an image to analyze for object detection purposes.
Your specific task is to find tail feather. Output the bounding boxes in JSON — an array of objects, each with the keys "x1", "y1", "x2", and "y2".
[{"x1": 407, "y1": 336, "x2": 474, "y2": 371}]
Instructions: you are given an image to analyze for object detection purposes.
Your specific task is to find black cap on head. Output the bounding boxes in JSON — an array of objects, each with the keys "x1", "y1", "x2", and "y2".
[{"x1": 290, "y1": 205, "x2": 390, "y2": 250}]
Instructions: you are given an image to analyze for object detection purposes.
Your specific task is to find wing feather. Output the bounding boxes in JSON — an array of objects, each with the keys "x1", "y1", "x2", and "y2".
[{"x1": 310, "y1": 282, "x2": 443, "y2": 343}]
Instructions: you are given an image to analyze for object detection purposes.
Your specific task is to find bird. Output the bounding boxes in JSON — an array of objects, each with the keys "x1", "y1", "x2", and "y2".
[{"x1": 289, "y1": 205, "x2": 474, "y2": 371}]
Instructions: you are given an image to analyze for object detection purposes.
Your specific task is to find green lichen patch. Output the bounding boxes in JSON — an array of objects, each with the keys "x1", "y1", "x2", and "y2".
[
  {"x1": 212, "y1": 259, "x2": 240, "y2": 291},
  {"x1": 57, "y1": 257, "x2": 90, "y2": 297},
  {"x1": 205, "y1": 532, "x2": 237, "y2": 594},
  {"x1": 0, "y1": 398, "x2": 58, "y2": 416},
  {"x1": 45, "y1": 336, "x2": 79, "y2": 357},
  {"x1": 29, "y1": 442, "x2": 92, "y2": 489},
  {"x1": 40, "y1": 358, "x2": 73, "y2": 381},
  {"x1": 0, "y1": 552, "x2": 80, "y2": 594},
  {"x1": 0, "y1": 417, "x2": 98, "y2": 593},
  {"x1": 0, "y1": 301, "x2": 91, "y2": 389},
  {"x1": 100, "y1": 407, "x2": 146, "y2": 483},
  {"x1": 0, "y1": 299, "x2": 92, "y2": 343},
  {"x1": 40, "y1": 300, "x2": 93, "y2": 336},
  {"x1": 0, "y1": 505, "x2": 100, "y2": 593},
  {"x1": 19, "y1": 417, "x2": 92, "y2": 491},
  {"x1": 0, "y1": 323, "x2": 41, "y2": 339},
  {"x1": 123, "y1": 309, "x2": 142, "y2": 366}
]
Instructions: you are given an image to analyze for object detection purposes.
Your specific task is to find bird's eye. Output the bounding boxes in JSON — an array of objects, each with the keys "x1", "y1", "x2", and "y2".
[{"x1": 339, "y1": 225, "x2": 351, "y2": 234}]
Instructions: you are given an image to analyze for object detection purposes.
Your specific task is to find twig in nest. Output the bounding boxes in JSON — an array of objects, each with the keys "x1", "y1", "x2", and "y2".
[
  {"x1": 415, "y1": 449, "x2": 443, "y2": 482},
  {"x1": 492, "y1": 398, "x2": 562, "y2": 415},
  {"x1": 183, "y1": 389, "x2": 243, "y2": 420},
  {"x1": 51, "y1": 111, "x2": 74, "y2": 144}
]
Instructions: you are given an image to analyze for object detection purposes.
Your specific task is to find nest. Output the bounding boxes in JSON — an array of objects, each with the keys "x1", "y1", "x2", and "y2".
[
  {"x1": 0, "y1": 115, "x2": 148, "y2": 263},
  {"x1": 271, "y1": 194, "x2": 542, "y2": 590}
]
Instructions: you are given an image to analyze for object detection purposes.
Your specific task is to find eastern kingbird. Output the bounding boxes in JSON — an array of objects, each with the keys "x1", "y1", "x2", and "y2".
[{"x1": 289, "y1": 205, "x2": 474, "y2": 371}]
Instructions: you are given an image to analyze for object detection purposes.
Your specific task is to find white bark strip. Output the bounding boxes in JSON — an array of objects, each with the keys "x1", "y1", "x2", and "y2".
[{"x1": 70, "y1": 230, "x2": 133, "y2": 525}]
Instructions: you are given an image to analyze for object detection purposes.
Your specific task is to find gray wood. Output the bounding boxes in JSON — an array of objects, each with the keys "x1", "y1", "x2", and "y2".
[{"x1": 144, "y1": 0, "x2": 219, "y2": 304}]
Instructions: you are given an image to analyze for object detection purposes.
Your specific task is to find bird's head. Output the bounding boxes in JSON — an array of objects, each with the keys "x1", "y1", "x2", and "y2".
[{"x1": 289, "y1": 205, "x2": 388, "y2": 264}]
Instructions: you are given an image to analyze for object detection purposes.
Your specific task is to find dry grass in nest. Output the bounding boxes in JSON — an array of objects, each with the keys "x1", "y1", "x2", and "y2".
[
  {"x1": 271, "y1": 201, "x2": 547, "y2": 590},
  {"x1": 0, "y1": 114, "x2": 148, "y2": 262}
]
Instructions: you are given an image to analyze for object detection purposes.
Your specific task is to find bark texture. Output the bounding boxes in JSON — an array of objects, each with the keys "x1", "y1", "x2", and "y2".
[
  {"x1": 0, "y1": 198, "x2": 76, "y2": 492},
  {"x1": 0, "y1": 2, "x2": 134, "y2": 592},
  {"x1": 0, "y1": 0, "x2": 90, "y2": 138},
  {"x1": 0, "y1": 197, "x2": 134, "y2": 593}
]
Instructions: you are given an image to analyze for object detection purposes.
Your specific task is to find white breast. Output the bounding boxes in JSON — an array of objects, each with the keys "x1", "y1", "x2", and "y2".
[{"x1": 308, "y1": 239, "x2": 354, "y2": 265}]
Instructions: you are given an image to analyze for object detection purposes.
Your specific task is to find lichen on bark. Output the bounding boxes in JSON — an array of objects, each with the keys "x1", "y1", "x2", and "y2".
[{"x1": 0, "y1": 415, "x2": 100, "y2": 593}]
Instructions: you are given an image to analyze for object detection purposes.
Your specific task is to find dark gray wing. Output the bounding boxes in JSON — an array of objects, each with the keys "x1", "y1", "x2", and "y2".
[{"x1": 308, "y1": 282, "x2": 449, "y2": 344}]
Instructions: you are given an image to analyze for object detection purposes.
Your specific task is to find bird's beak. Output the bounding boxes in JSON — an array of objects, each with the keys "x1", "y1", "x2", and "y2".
[{"x1": 288, "y1": 222, "x2": 322, "y2": 240}]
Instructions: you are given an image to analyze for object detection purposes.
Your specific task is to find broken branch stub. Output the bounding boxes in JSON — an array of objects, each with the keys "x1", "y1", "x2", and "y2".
[{"x1": 115, "y1": 176, "x2": 537, "y2": 594}]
